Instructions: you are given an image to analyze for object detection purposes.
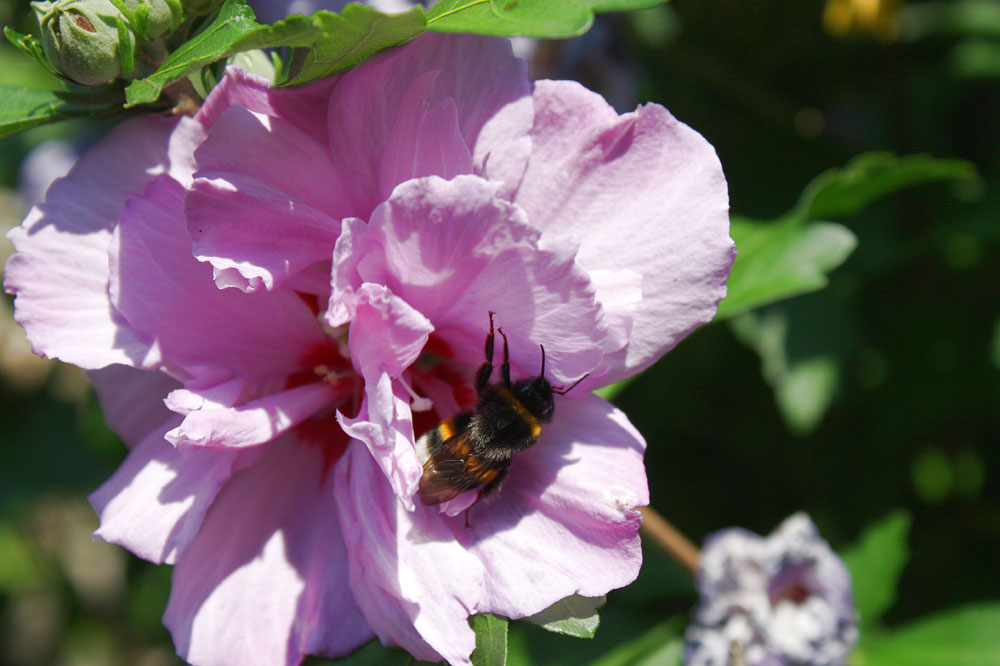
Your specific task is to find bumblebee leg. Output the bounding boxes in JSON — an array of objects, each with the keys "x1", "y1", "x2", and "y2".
[
  {"x1": 479, "y1": 465, "x2": 509, "y2": 500},
  {"x1": 498, "y1": 326, "x2": 511, "y2": 386},
  {"x1": 475, "y1": 311, "x2": 497, "y2": 393}
]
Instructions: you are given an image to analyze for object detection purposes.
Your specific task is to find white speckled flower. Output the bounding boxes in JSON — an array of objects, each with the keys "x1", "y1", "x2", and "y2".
[{"x1": 686, "y1": 513, "x2": 859, "y2": 666}]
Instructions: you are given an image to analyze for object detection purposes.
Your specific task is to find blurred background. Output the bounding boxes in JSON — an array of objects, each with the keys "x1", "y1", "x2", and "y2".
[{"x1": 1, "y1": 0, "x2": 998, "y2": 664}]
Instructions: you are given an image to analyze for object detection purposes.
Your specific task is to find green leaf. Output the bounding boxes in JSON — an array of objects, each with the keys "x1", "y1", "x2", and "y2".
[
  {"x1": 860, "y1": 603, "x2": 1000, "y2": 665},
  {"x1": 631, "y1": 637, "x2": 683, "y2": 666},
  {"x1": 796, "y1": 152, "x2": 978, "y2": 221},
  {"x1": 124, "y1": 0, "x2": 258, "y2": 107},
  {"x1": 115, "y1": 14, "x2": 136, "y2": 77},
  {"x1": 470, "y1": 613, "x2": 508, "y2": 666},
  {"x1": 588, "y1": 618, "x2": 683, "y2": 666},
  {"x1": 717, "y1": 217, "x2": 857, "y2": 319},
  {"x1": 303, "y1": 637, "x2": 437, "y2": 665},
  {"x1": 0, "y1": 85, "x2": 124, "y2": 138},
  {"x1": 841, "y1": 510, "x2": 912, "y2": 626},
  {"x1": 4, "y1": 28, "x2": 60, "y2": 77},
  {"x1": 729, "y1": 308, "x2": 843, "y2": 434},
  {"x1": 276, "y1": 4, "x2": 427, "y2": 85},
  {"x1": 594, "y1": 377, "x2": 636, "y2": 402},
  {"x1": 525, "y1": 594, "x2": 604, "y2": 639},
  {"x1": 425, "y1": 0, "x2": 664, "y2": 38}
]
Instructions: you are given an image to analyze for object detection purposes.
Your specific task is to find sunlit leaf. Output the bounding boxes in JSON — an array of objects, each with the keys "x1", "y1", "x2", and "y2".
[
  {"x1": 860, "y1": 603, "x2": 1000, "y2": 665},
  {"x1": 471, "y1": 613, "x2": 508, "y2": 666},
  {"x1": 0, "y1": 85, "x2": 124, "y2": 138},
  {"x1": 841, "y1": 510, "x2": 912, "y2": 626},
  {"x1": 277, "y1": 4, "x2": 427, "y2": 85},
  {"x1": 796, "y1": 152, "x2": 977, "y2": 221},
  {"x1": 305, "y1": 638, "x2": 441, "y2": 665},
  {"x1": 717, "y1": 217, "x2": 856, "y2": 319},
  {"x1": 588, "y1": 618, "x2": 683, "y2": 666},
  {"x1": 526, "y1": 594, "x2": 604, "y2": 639},
  {"x1": 425, "y1": 0, "x2": 664, "y2": 38},
  {"x1": 124, "y1": 0, "x2": 258, "y2": 106}
]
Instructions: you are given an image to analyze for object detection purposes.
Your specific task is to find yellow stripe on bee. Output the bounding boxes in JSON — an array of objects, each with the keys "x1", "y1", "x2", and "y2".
[
  {"x1": 497, "y1": 386, "x2": 542, "y2": 439},
  {"x1": 438, "y1": 418, "x2": 457, "y2": 442}
]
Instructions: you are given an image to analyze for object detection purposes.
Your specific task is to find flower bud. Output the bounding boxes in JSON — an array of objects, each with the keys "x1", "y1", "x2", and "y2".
[
  {"x1": 32, "y1": 0, "x2": 135, "y2": 85},
  {"x1": 124, "y1": 0, "x2": 176, "y2": 40}
]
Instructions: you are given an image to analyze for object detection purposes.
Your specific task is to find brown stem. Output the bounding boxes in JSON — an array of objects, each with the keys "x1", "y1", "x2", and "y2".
[{"x1": 639, "y1": 506, "x2": 700, "y2": 574}]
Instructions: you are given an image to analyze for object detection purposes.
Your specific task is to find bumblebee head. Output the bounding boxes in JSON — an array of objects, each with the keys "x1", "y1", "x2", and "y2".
[{"x1": 514, "y1": 375, "x2": 556, "y2": 423}]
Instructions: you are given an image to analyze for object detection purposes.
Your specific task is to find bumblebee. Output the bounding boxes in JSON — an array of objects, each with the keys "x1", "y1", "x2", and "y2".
[{"x1": 417, "y1": 312, "x2": 587, "y2": 506}]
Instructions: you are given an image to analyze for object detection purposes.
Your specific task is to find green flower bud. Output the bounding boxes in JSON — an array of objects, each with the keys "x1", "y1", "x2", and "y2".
[
  {"x1": 124, "y1": 0, "x2": 177, "y2": 40},
  {"x1": 227, "y1": 49, "x2": 276, "y2": 84},
  {"x1": 32, "y1": 0, "x2": 135, "y2": 85}
]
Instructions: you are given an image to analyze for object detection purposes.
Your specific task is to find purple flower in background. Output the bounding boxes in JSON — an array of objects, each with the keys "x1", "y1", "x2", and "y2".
[
  {"x1": 685, "y1": 514, "x2": 859, "y2": 666},
  {"x1": 5, "y1": 33, "x2": 733, "y2": 666}
]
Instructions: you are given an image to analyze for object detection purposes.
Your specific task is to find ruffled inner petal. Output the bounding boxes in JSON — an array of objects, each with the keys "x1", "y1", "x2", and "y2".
[
  {"x1": 166, "y1": 381, "x2": 341, "y2": 452},
  {"x1": 87, "y1": 364, "x2": 181, "y2": 448},
  {"x1": 334, "y1": 442, "x2": 481, "y2": 666},
  {"x1": 186, "y1": 173, "x2": 341, "y2": 293},
  {"x1": 335, "y1": 284, "x2": 434, "y2": 505},
  {"x1": 353, "y1": 174, "x2": 606, "y2": 384}
]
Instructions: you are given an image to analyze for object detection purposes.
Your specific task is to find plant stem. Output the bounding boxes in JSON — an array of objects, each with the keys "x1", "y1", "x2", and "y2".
[{"x1": 639, "y1": 506, "x2": 700, "y2": 574}]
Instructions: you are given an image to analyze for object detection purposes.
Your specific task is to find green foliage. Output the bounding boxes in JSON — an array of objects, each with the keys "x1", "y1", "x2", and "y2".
[
  {"x1": 425, "y1": 0, "x2": 662, "y2": 39},
  {"x1": 305, "y1": 639, "x2": 431, "y2": 665},
  {"x1": 858, "y1": 604, "x2": 1000, "y2": 665},
  {"x1": 525, "y1": 595, "x2": 604, "y2": 639},
  {"x1": 123, "y1": 0, "x2": 256, "y2": 105},
  {"x1": 0, "y1": 84, "x2": 123, "y2": 138},
  {"x1": 729, "y1": 309, "x2": 842, "y2": 434},
  {"x1": 795, "y1": 153, "x2": 978, "y2": 221},
  {"x1": 276, "y1": 4, "x2": 426, "y2": 85},
  {"x1": 719, "y1": 153, "x2": 976, "y2": 320},
  {"x1": 841, "y1": 510, "x2": 912, "y2": 626},
  {"x1": 471, "y1": 613, "x2": 509, "y2": 666},
  {"x1": 718, "y1": 152, "x2": 979, "y2": 433},
  {"x1": 586, "y1": 619, "x2": 683, "y2": 666},
  {"x1": 4, "y1": 27, "x2": 59, "y2": 75},
  {"x1": 4, "y1": 0, "x2": 664, "y2": 133},
  {"x1": 718, "y1": 217, "x2": 856, "y2": 319}
]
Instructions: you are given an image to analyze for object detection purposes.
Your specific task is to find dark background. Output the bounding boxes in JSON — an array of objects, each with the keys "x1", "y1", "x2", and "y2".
[{"x1": 1, "y1": 0, "x2": 998, "y2": 664}]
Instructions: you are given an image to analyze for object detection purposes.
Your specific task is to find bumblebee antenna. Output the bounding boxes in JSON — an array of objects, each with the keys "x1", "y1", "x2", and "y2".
[
  {"x1": 539, "y1": 344, "x2": 546, "y2": 378},
  {"x1": 553, "y1": 373, "x2": 590, "y2": 395}
]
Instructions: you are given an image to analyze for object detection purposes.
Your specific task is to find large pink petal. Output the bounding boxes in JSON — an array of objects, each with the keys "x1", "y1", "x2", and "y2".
[
  {"x1": 186, "y1": 174, "x2": 341, "y2": 293},
  {"x1": 187, "y1": 103, "x2": 348, "y2": 291},
  {"x1": 378, "y1": 70, "x2": 473, "y2": 196},
  {"x1": 108, "y1": 175, "x2": 329, "y2": 378},
  {"x1": 197, "y1": 66, "x2": 337, "y2": 148},
  {"x1": 514, "y1": 80, "x2": 735, "y2": 384},
  {"x1": 357, "y1": 175, "x2": 605, "y2": 384},
  {"x1": 461, "y1": 392, "x2": 648, "y2": 617},
  {"x1": 335, "y1": 442, "x2": 481, "y2": 666},
  {"x1": 87, "y1": 365, "x2": 181, "y2": 448},
  {"x1": 164, "y1": 434, "x2": 369, "y2": 666},
  {"x1": 90, "y1": 417, "x2": 264, "y2": 564},
  {"x1": 327, "y1": 33, "x2": 532, "y2": 216},
  {"x1": 4, "y1": 117, "x2": 177, "y2": 369},
  {"x1": 166, "y1": 381, "x2": 341, "y2": 452},
  {"x1": 166, "y1": 68, "x2": 338, "y2": 189}
]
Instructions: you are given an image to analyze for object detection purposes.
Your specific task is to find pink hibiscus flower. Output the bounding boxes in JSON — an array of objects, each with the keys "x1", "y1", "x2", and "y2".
[{"x1": 4, "y1": 34, "x2": 733, "y2": 666}]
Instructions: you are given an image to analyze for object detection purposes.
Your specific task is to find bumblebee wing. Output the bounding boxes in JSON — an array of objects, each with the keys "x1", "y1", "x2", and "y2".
[{"x1": 418, "y1": 430, "x2": 503, "y2": 505}]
